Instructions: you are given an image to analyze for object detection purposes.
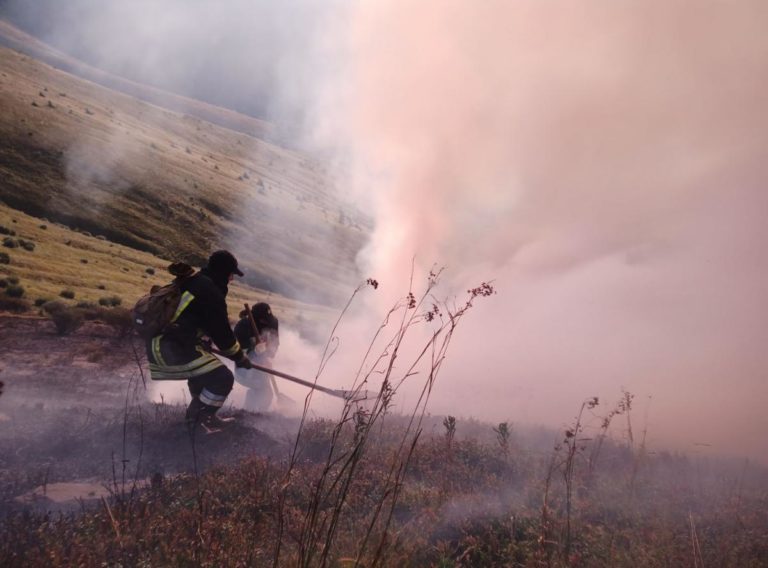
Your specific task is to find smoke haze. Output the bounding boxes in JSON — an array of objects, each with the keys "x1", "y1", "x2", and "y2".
[
  {"x1": 4, "y1": 1, "x2": 767, "y2": 461},
  {"x1": 309, "y1": 1, "x2": 768, "y2": 461},
  {"x1": 0, "y1": 0, "x2": 337, "y2": 128}
]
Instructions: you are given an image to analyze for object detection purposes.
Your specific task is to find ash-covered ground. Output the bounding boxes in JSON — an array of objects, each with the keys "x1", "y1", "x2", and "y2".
[{"x1": 0, "y1": 315, "x2": 295, "y2": 514}]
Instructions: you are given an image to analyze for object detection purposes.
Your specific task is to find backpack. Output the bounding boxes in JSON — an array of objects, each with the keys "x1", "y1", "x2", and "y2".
[{"x1": 131, "y1": 263, "x2": 194, "y2": 339}]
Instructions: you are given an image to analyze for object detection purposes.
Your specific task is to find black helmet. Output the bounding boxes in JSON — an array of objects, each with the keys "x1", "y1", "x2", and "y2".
[
  {"x1": 252, "y1": 302, "x2": 271, "y2": 318},
  {"x1": 207, "y1": 250, "x2": 243, "y2": 277}
]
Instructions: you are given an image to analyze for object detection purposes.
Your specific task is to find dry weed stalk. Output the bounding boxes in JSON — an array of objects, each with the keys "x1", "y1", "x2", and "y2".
[{"x1": 272, "y1": 268, "x2": 495, "y2": 567}]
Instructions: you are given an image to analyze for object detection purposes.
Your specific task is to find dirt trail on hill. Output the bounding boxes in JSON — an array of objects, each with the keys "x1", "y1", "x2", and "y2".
[{"x1": 0, "y1": 314, "x2": 294, "y2": 515}]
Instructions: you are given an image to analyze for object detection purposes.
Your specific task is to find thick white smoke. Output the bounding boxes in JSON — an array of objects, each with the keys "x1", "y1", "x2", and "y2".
[{"x1": 307, "y1": 1, "x2": 768, "y2": 461}]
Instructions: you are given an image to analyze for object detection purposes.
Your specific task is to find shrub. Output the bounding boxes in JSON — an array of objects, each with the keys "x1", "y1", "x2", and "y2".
[
  {"x1": 60, "y1": 289, "x2": 75, "y2": 299},
  {"x1": 42, "y1": 300, "x2": 66, "y2": 314},
  {"x1": 98, "y1": 295, "x2": 122, "y2": 307},
  {"x1": 5, "y1": 285, "x2": 24, "y2": 298},
  {"x1": 80, "y1": 258, "x2": 88, "y2": 264},
  {"x1": 0, "y1": 296, "x2": 30, "y2": 313},
  {"x1": 0, "y1": 225, "x2": 15, "y2": 236},
  {"x1": 89, "y1": 306, "x2": 133, "y2": 333},
  {"x1": 0, "y1": 252, "x2": 9, "y2": 264},
  {"x1": 18, "y1": 239, "x2": 35, "y2": 252},
  {"x1": 51, "y1": 307, "x2": 83, "y2": 335},
  {"x1": 34, "y1": 298, "x2": 49, "y2": 307},
  {"x1": 39, "y1": 224, "x2": 47, "y2": 230},
  {"x1": 76, "y1": 301, "x2": 96, "y2": 309},
  {"x1": 145, "y1": 267, "x2": 156, "y2": 275},
  {"x1": 2, "y1": 237, "x2": 18, "y2": 248},
  {"x1": 77, "y1": 305, "x2": 133, "y2": 335},
  {"x1": 97, "y1": 284, "x2": 106, "y2": 290}
]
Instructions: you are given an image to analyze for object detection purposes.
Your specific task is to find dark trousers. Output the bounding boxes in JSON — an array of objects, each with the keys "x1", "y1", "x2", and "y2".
[{"x1": 186, "y1": 365, "x2": 234, "y2": 418}]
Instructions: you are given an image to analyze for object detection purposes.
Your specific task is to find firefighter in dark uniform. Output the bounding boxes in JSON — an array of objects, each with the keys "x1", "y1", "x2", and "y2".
[
  {"x1": 146, "y1": 250, "x2": 252, "y2": 430},
  {"x1": 233, "y1": 302, "x2": 279, "y2": 412}
]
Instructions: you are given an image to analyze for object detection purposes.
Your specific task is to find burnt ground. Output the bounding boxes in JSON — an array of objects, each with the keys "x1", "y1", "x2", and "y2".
[{"x1": 0, "y1": 314, "x2": 294, "y2": 514}]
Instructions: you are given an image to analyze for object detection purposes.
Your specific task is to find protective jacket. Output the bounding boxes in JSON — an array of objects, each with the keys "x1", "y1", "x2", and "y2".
[
  {"x1": 234, "y1": 309, "x2": 279, "y2": 353},
  {"x1": 147, "y1": 267, "x2": 243, "y2": 380}
]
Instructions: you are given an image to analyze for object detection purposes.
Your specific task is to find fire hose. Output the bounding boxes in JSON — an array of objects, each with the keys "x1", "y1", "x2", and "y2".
[{"x1": 211, "y1": 347, "x2": 370, "y2": 401}]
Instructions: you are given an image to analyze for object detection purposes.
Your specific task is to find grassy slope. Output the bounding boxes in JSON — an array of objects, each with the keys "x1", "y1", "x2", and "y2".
[
  {"x1": 0, "y1": 40, "x2": 369, "y2": 307},
  {"x1": 0, "y1": 203, "x2": 336, "y2": 332},
  {"x1": 0, "y1": 19, "x2": 277, "y2": 143}
]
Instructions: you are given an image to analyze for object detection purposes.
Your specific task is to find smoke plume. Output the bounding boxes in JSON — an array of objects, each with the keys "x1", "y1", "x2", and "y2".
[
  {"x1": 5, "y1": 1, "x2": 767, "y2": 461},
  {"x1": 309, "y1": 1, "x2": 768, "y2": 461}
]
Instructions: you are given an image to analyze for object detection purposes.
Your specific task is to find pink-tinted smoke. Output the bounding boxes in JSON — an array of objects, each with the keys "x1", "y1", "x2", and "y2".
[{"x1": 312, "y1": 1, "x2": 768, "y2": 460}]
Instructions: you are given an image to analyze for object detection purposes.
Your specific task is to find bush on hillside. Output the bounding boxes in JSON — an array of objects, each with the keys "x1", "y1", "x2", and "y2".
[
  {"x1": 0, "y1": 225, "x2": 15, "y2": 236},
  {"x1": 42, "y1": 300, "x2": 66, "y2": 314},
  {"x1": 87, "y1": 306, "x2": 133, "y2": 334},
  {"x1": 2, "y1": 237, "x2": 18, "y2": 248},
  {"x1": 0, "y1": 296, "x2": 30, "y2": 313},
  {"x1": 17, "y1": 239, "x2": 35, "y2": 252},
  {"x1": 98, "y1": 295, "x2": 122, "y2": 307},
  {"x1": 5, "y1": 285, "x2": 24, "y2": 298},
  {"x1": 34, "y1": 298, "x2": 49, "y2": 307},
  {"x1": 50, "y1": 307, "x2": 83, "y2": 336},
  {"x1": 60, "y1": 289, "x2": 75, "y2": 299},
  {"x1": 0, "y1": 252, "x2": 9, "y2": 264}
]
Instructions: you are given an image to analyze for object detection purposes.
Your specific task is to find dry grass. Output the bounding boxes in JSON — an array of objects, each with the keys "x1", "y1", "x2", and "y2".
[
  {"x1": 0, "y1": 409, "x2": 765, "y2": 568},
  {"x1": 0, "y1": 203, "x2": 336, "y2": 331},
  {"x1": 0, "y1": 43, "x2": 368, "y2": 306}
]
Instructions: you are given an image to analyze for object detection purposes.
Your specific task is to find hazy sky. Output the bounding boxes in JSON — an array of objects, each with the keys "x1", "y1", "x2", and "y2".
[{"x1": 5, "y1": 1, "x2": 767, "y2": 460}]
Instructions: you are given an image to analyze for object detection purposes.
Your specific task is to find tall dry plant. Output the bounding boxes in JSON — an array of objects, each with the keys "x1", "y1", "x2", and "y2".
[{"x1": 272, "y1": 268, "x2": 495, "y2": 567}]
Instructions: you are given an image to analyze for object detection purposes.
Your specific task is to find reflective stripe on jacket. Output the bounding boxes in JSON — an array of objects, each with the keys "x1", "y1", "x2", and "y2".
[{"x1": 147, "y1": 269, "x2": 243, "y2": 380}]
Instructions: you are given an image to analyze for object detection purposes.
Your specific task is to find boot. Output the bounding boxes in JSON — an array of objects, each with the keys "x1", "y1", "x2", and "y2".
[
  {"x1": 185, "y1": 397, "x2": 205, "y2": 427},
  {"x1": 200, "y1": 411, "x2": 235, "y2": 434}
]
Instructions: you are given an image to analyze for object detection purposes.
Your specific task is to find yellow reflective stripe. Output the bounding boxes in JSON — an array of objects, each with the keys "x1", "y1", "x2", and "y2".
[
  {"x1": 171, "y1": 291, "x2": 195, "y2": 323},
  {"x1": 155, "y1": 352, "x2": 220, "y2": 374},
  {"x1": 149, "y1": 355, "x2": 224, "y2": 379},
  {"x1": 220, "y1": 340, "x2": 241, "y2": 357},
  {"x1": 151, "y1": 336, "x2": 166, "y2": 366}
]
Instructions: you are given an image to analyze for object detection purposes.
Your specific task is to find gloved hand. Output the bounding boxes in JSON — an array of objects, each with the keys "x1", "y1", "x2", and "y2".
[{"x1": 235, "y1": 354, "x2": 253, "y2": 369}]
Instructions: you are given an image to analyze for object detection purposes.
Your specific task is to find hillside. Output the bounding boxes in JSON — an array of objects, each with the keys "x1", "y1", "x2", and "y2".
[
  {"x1": 0, "y1": 203, "x2": 337, "y2": 334},
  {"x1": 0, "y1": 31, "x2": 370, "y2": 307}
]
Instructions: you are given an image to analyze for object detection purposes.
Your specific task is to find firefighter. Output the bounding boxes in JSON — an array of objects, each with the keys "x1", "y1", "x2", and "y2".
[
  {"x1": 146, "y1": 250, "x2": 252, "y2": 431},
  {"x1": 233, "y1": 302, "x2": 279, "y2": 412}
]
